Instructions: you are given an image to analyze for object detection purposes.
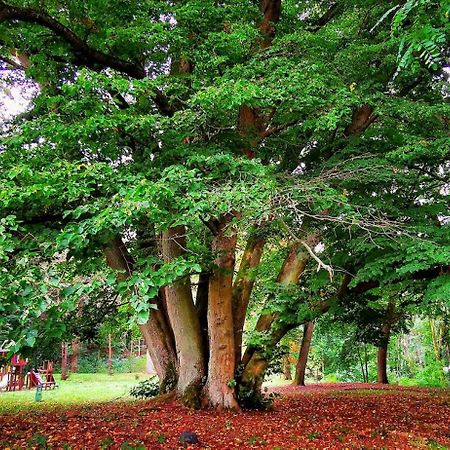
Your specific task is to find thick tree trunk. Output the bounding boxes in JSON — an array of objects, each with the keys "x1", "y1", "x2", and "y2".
[
  {"x1": 232, "y1": 233, "x2": 265, "y2": 367},
  {"x1": 377, "y1": 346, "x2": 389, "y2": 384},
  {"x1": 103, "y1": 238, "x2": 178, "y2": 389},
  {"x1": 161, "y1": 226, "x2": 205, "y2": 406},
  {"x1": 70, "y1": 340, "x2": 80, "y2": 373},
  {"x1": 377, "y1": 302, "x2": 395, "y2": 384},
  {"x1": 293, "y1": 321, "x2": 315, "y2": 386},
  {"x1": 139, "y1": 320, "x2": 177, "y2": 390},
  {"x1": 203, "y1": 216, "x2": 240, "y2": 410}
]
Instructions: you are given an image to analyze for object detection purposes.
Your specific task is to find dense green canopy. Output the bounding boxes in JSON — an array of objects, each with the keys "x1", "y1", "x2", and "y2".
[{"x1": 0, "y1": 0, "x2": 449, "y2": 407}]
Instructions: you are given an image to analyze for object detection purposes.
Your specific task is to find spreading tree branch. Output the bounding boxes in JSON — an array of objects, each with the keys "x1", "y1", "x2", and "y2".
[
  {"x1": 0, "y1": 1, "x2": 145, "y2": 79},
  {"x1": 299, "y1": 239, "x2": 334, "y2": 281},
  {"x1": 0, "y1": 2, "x2": 181, "y2": 117},
  {"x1": 309, "y1": 3, "x2": 342, "y2": 31}
]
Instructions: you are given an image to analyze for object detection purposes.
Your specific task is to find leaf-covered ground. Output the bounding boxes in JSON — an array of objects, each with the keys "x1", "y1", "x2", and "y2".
[{"x1": 1, "y1": 383, "x2": 450, "y2": 449}]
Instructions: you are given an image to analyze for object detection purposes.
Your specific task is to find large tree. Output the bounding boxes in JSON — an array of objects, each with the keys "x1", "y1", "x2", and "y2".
[{"x1": 0, "y1": 0, "x2": 448, "y2": 409}]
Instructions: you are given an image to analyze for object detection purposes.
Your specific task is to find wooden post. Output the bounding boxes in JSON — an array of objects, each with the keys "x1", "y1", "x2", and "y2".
[
  {"x1": 61, "y1": 342, "x2": 68, "y2": 380},
  {"x1": 108, "y1": 334, "x2": 113, "y2": 375}
]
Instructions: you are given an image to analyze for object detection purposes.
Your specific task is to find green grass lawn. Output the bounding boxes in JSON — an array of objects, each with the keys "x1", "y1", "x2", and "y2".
[
  {"x1": 0, "y1": 372, "x2": 291, "y2": 415},
  {"x1": 0, "y1": 372, "x2": 153, "y2": 414}
]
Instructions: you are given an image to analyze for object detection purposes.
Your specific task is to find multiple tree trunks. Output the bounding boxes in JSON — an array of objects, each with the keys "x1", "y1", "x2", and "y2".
[
  {"x1": 103, "y1": 239, "x2": 178, "y2": 388},
  {"x1": 232, "y1": 233, "x2": 265, "y2": 368},
  {"x1": 238, "y1": 238, "x2": 319, "y2": 393},
  {"x1": 161, "y1": 226, "x2": 205, "y2": 404},
  {"x1": 293, "y1": 321, "x2": 315, "y2": 386},
  {"x1": 3, "y1": 0, "x2": 391, "y2": 410},
  {"x1": 241, "y1": 236, "x2": 317, "y2": 368},
  {"x1": 203, "y1": 216, "x2": 240, "y2": 410}
]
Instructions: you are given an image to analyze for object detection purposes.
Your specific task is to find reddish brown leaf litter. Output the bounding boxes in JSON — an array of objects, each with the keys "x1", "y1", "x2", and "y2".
[{"x1": 1, "y1": 383, "x2": 450, "y2": 449}]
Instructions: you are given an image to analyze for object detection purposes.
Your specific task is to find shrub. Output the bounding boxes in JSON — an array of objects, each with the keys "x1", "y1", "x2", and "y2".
[
  {"x1": 416, "y1": 362, "x2": 448, "y2": 388},
  {"x1": 74, "y1": 355, "x2": 148, "y2": 374},
  {"x1": 237, "y1": 384, "x2": 280, "y2": 410},
  {"x1": 323, "y1": 373, "x2": 338, "y2": 383},
  {"x1": 129, "y1": 378, "x2": 160, "y2": 399}
]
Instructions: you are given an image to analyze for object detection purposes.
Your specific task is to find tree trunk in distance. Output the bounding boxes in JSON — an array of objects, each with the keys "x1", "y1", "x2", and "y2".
[
  {"x1": 293, "y1": 321, "x2": 315, "y2": 386},
  {"x1": 61, "y1": 342, "x2": 68, "y2": 380},
  {"x1": 204, "y1": 216, "x2": 240, "y2": 410},
  {"x1": 377, "y1": 345, "x2": 389, "y2": 384},
  {"x1": 377, "y1": 302, "x2": 394, "y2": 384},
  {"x1": 108, "y1": 333, "x2": 113, "y2": 375},
  {"x1": 70, "y1": 340, "x2": 80, "y2": 373}
]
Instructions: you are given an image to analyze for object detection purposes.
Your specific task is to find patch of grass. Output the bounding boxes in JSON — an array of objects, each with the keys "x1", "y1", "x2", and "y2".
[
  {"x1": 307, "y1": 432, "x2": 321, "y2": 440},
  {"x1": 0, "y1": 373, "x2": 150, "y2": 414},
  {"x1": 156, "y1": 434, "x2": 167, "y2": 444},
  {"x1": 332, "y1": 389, "x2": 394, "y2": 397},
  {"x1": 247, "y1": 435, "x2": 268, "y2": 445},
  {"x1": 427, "y1": 439, "x2": 447, "y2": 450},
  {"x1": 262, "y1": 375, "x2": 292, "y2": 388}
]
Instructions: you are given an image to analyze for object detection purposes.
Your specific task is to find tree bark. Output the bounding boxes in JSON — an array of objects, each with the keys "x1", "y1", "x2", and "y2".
[
  {"x1": 161, "y1": 226, "x2": 205, "y2": 406},
  {"x1": 61, "y1": 342, "x2": 68, "y2": 380},
  {"x1": 203, "y1": 216, "x2": 240, "y2": 410},
  {"x1": 377, "y1": 302, "x2": 395, "y2": 384},
  {"x1": 377, "y1": 345, "x2": 389, "y2": 384},
  {"x1": 237, "y1": 0, "x2": 282, "y2": 158},
  {"x1": 293, "y1": 321, "x2": 315, "y2": 386},
  {"x1": 260, "y1": 0, "x2": 282, "y2": 47},
  {"x1": 232, "y1": 232, "x2": 265, "y2": 368},
  {"x1": 240, "y1": 323, "x2": 296, "y2": 394},
  {"x1": 103, "y1": 238, "x2": 177, "y2": 389},
  {"x1": 70, "y1": 339, "x2": 80, "y2": 373},
  {"x1": 108, "y1": 333, "x2": 113, "y2": 375},
  {"x1": 344, "y1": 105, "x2": 377, "y2": 136}
]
